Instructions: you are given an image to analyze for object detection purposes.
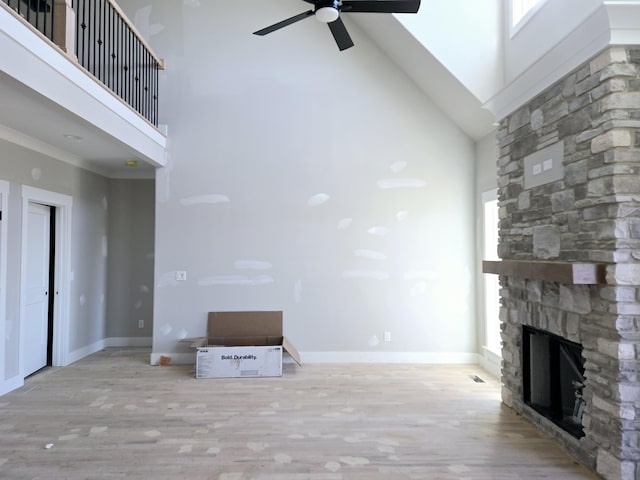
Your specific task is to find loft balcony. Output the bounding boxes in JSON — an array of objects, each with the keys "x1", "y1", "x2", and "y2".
[{"x1": 0, "y1": 0, "x2": 166, "y2": 177}]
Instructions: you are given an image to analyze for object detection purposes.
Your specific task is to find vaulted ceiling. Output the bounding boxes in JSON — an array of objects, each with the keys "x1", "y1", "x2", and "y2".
[{"x1": 0, "y1": 1, "x2": 497, "y2": 179}]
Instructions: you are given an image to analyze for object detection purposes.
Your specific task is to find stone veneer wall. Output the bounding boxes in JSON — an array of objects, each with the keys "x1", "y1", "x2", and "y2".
[{"x1": 496, "y1": 46, "x2": 640, "y2": 480}]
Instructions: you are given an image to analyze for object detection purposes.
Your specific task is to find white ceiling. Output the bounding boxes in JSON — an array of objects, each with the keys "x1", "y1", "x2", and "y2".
[{"x1": 352, "y1": 13, "x2": 496, "y2": 140}]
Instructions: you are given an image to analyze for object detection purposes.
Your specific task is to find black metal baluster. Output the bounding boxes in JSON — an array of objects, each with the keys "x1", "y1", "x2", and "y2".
[
  {"x1": 144, "y1": 50, "x2": 149, "y2": 121},
  {"x1": 47, "y1": 0, "x2": 53, "y2": 40},
  {"x1": 155, "y1": 63, "x2": 158, "y2": 125},
  {"x1": 135, "y1": 40, "x2": 141, "y2": 115},
  {"x1": 108, "y1": 4, "x2": 113, "y2": 90},
  {"x1": 100, "y1": 0, "x2": 105, "y2": 85},
  {"x1": 115, "y1": 10, "x2": 121, "y2": 97},
  {"x1": 117, "y1": 10, "x2": 122, "y2": 98},
  {"x1": 34, "y1": 0, "x2": 40, "y2": 34},
  {"x1": 125, "y1": 27, "x2": 130, "y2": 106},
  {"x1": 130, "y1": 29, "x2": 135, "y2": 108},
  {"x1": 91, "y1": 0, "x2": 96, "y2": 75},
  {"x1": 25, "y1": 0, "x2": 31, "y2": 27},
  {"x1": 86, "y1": 0, "x2": 91, "y2": 72},
  {"x1": 96, "y1": 0, "x2": 101, "y2": 82},
  {"x1": 5, "y1": 0, "x2": 160, "y2": 125}
]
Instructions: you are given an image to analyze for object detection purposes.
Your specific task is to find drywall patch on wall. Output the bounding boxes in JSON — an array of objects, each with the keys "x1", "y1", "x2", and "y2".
[
  {"x1": 342, "y1": 270, "x2": 390, "y2": 281},
  {"x1": 79, "y1": 295, "x2": 86, "y2": 306},
  {"x1": 159, "y1": 324, "x2": 172, "y2": 336},
  {"x1": 198, "y1": 275, "x2": 274, "y2": 286},
  {"x1": 234, "y1": 260, "x2": 273, "y2": 270},
  {"x1": 101, "y1": 196, "x2": 108, "y2": 211},
  {"x1": 404, "y1": 270, "x2": 439, "y2": 281},
  {"x1": 177, "y1": 328, "x2": 188, "y2": 339},
  {"x1": 180, "y1": 194, "x2": 230, "y2": 206},
  {"x1": 140, "y1": 284, "x2": 150, "y2": 293},
  {"x1": 101, "y1": 235, "x2": 108, "y2": 257},
  {"x1": 307, "y1": 193, "x2": 330, "y2": 207},
  {"x1": 395, "y1": 211, "x2": 409, "y2": 222},
  {"x1": 389, "y1": 161, "x2": 407, "y2": 173},
  {"x1": 368, "y1": 335, "x2": 380, "y2": 347},
  {"x1": 410, "y1": 282, "x2": 428, "y2": 297},
  {"x1": 368, "y1": 226, "x2": 389, "y2": 236},
  {"x1": 355, "y1": 249, "x2": 387, "y2": 261},
  {"x1": 134, "y1": 300, "x2": 143, "y2": 310},
  {"x1": 377, "y1": 179, "x2": 426, "y2": 189},
  {"x1": 31, "y1": 168, "x2": 41, "y2": 181},
  {"x1": 337, "y1": 218, "x2": 353, "y2": 230},
  {"x1": 133, "y1": 5, "x2": 164, "y2": 39}
]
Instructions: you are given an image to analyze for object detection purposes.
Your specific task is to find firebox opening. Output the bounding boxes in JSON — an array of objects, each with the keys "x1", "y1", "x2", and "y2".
[{"x1": 522, "y1": 326, "x2": 585, "y2": 439}]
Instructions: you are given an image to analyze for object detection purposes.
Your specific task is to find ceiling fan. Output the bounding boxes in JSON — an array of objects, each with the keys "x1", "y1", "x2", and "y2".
[{"x1": 254, "y1": 0, "x2": 421, "y2": 51}]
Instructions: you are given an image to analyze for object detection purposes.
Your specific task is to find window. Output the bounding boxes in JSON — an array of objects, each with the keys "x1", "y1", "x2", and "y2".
[
  {"x1": 482, "y1": 190, "x2": 501, "y2": 353},
  {"x1": 511, "y1": 0, "x2": 544, "y2": 28}
]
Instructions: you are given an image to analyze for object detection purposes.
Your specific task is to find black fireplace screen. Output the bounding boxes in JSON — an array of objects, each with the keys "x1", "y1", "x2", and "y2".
[{"x1": 523, "y1": 326, "x2": 585, "y2": 439}]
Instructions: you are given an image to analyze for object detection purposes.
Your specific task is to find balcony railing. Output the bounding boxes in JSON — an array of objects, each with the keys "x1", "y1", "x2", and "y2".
[
  {"x1": 3, "y1": 0, "x2": 54, "y2": 39},
  {"x1": 2, "y1": 0, "x2": 163, "y2": 126}
]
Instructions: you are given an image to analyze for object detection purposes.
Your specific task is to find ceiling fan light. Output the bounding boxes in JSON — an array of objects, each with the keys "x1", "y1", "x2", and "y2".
[{"x1": 315, "y1": 6, "x2": 339, "y2": 23}]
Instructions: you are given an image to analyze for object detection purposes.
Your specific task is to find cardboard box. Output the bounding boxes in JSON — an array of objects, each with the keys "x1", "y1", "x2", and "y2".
[{"x1": 193, "y1": 311, "x2": 301, "y2": 378}]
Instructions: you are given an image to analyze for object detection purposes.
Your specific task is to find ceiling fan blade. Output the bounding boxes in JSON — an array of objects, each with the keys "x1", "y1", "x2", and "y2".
[
  {"x1": 341, "y1": 0, "x2": 421, "y2": 13},
  {"x1": 253, "y1": 10, "x2": 314, "y2": 36},
  {"x1": 327, "y1": 17, "x2": 354, "y2": 51}
]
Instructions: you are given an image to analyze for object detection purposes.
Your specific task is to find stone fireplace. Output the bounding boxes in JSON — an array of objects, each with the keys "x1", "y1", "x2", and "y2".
[{"x1": 486, "y1": 46, "x2": 640, "y2": 479}]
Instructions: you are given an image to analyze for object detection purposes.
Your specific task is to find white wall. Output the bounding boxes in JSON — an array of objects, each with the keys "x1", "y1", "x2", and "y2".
[
  {"x1": 120, "y1": 0, "x2": 478, "y2": 363},
  {"x1": 106, "y1": 179, "x2": 155, "y2": 341},
  {"x1": 475, "y1": 133, "x2": 499, "y2": 196}
]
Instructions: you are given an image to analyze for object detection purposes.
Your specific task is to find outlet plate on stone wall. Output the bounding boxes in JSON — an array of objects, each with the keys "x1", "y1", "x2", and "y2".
[{"x1": 524, "y1": 141, "x2": 564, "y2": 189}]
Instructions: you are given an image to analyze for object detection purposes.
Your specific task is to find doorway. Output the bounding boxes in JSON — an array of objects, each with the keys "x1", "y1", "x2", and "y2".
[
  {"x1": 0, "y1": 180, "x2": 9, "y2": 385},
  {"x1": 20, "y1": 186, "x2": 72, "y2": 377},
  {"x1": 23, "y1": 202, "x2": 54, "y2": 376}
]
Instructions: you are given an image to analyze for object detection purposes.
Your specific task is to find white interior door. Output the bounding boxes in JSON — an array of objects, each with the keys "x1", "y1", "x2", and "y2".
[{"x1": 23, "y1": 202, "x2": 51, "y2": 377}]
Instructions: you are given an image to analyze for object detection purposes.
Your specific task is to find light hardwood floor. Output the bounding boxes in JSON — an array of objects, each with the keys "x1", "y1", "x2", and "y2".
[{"x1": 0, "y1": 348, "x2": 598, "y2": 479}]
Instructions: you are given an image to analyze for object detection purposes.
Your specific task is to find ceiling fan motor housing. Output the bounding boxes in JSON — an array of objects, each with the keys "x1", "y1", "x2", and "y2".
[{"x1": 315, "y1": 0, "x2": 340, "y2": 23}]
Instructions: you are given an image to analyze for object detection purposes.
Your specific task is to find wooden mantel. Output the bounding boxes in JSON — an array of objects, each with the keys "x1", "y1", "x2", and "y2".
[{"x1": 482, "y1": 260, "x2": 607, "y2": 285}]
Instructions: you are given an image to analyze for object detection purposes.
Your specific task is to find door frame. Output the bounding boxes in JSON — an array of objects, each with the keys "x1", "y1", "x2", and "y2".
[
  {"x1": 19, "y1": 186, "x2": 73, "y2": 374},
  {"x1": 0, "y1": 180, "x2": 9, "y2": 385}
]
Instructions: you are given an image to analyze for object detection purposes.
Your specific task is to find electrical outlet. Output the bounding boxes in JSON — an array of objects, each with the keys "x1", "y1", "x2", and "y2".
[
  {"x1": 138, "y1": 319, "x2": 144, "y2": 329},
  {"x1": 384, "y1": 331, "x2": 391, "y2": 342},
  {"x1": 175, "y1": 271, "x2": 187, "y2": 281}
]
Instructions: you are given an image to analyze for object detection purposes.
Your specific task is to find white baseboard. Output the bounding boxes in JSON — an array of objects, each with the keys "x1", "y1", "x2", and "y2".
[
  {"x1": 105, "y1": 337, "x2": 152, "y2": 347},
  {"x1": 66, "y1": 339, "x2": 107, "y2": 365},
  {"x1": 67, "y1": 337, "x2": 153, "y2": 366},
  {"x1": 300, "y1": 351, "x2": 480, "y2": 364},
  {"x1": 0, "y1": 374, "x2": 24, "y2": 397},
  {"x1": 478, "y1": 346, "x2": 502, "y2": 379},
  {"x1": 151, "y1": 351, "x2": 480, "y2": 366}
]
